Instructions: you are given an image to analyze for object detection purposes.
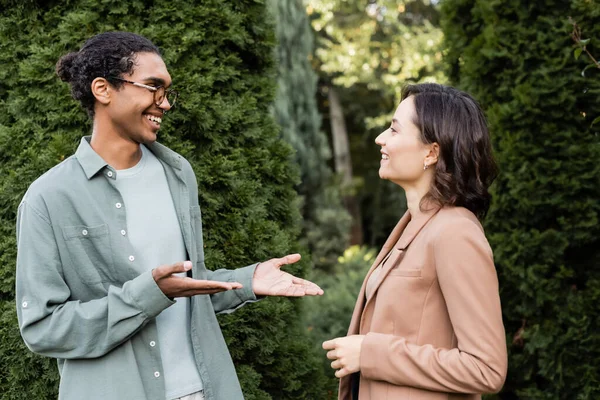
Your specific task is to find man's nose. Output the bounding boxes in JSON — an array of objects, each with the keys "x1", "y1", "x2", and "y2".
[{"x1": 159, "y1": 97, "x2": 171, "y2": 111}]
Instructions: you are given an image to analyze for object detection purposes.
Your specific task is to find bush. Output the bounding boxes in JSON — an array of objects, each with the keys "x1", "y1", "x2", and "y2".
[
  {"x1": 270, "y1": 0, "x2": 351, "y2": 272},
  {"x1": 0, "y1": 0, "x2": 328, "y2": 398},
  {"x1": 303, "y1": 245, "x2": 377, "y2": 397},
  {"x1": 441, "y1": 0, "x2": 600, "y2": 398}
]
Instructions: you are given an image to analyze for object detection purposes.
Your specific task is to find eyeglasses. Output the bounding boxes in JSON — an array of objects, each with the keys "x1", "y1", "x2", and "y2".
[{"x1": 109, "y1": 77, "x2": 179, "y2": 108}]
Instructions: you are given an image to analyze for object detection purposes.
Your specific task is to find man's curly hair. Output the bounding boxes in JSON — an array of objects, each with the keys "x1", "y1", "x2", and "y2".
[{"x1": 56, "y1": 31, "x2": 161, "y2": 118}]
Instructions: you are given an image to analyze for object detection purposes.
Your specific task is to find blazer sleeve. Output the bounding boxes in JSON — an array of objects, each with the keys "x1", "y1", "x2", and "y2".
[{"x1": 359, "y1": 217, "x2": 508, "y2": 393}]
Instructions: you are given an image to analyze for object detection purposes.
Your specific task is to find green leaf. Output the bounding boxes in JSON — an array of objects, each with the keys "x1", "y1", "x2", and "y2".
[
  {"x1": 580, "y1": 38, "x2": 591, "y2": 45},
  {"x1": 591, "y1": 116, "x2": 600, "y2": 126},
  {"x1": 574, "y1": 48, "x2": 583, "y2": 60}
]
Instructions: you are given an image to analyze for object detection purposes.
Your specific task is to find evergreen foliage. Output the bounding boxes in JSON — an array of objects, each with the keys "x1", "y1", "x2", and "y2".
[
  {"x1": 270, "y1": 0, "x2": 351, "y2": 271},
  {"x1": 0, "y1": 0, "x2": 328, "y2": 398},
  {"x1": 303, "y1": 245, "x2": 376, "y2": 397},
  {"x1": 441, "y1": 0, "x2": 600, "y2": 397}
]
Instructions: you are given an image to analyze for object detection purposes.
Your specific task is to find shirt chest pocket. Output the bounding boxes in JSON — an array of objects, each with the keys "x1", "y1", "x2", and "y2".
[{"x1": 62, "y1": 224, "x2": 116, "y2": 284}]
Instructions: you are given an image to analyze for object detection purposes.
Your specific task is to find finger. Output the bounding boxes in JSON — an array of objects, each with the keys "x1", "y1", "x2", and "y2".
[
  {"x1": 180, "y1": 280, "x2": 243, "y2": 297},
  {"x1": 322, "y1": 339, "x2": 336, "y2": 350},
  {"x1": 330, "y1": 360, "x2": 342, "y2": 369},
  {"x1": 169, "y1": 261, "x2": 193, "y2": 274},
  {"x1": 153, "y1": 261, "x2": 186, "y2": 278},
  {"x1": 335, "y1": 367, "x2": 349, "y2": 379},
  {"x1": 153, "y1": 261, "x2": 192, "y2": 280},
  {"x1": 285, "y1": 285, "x2": 306, "y2": 297},
  {"x1": 304, "y1": 288, "x2": 322, "y2": 296},
  {"x1": 185, "y1": 279, "x2": 241, "y2": 291},
  {"x1": 300, "y1": 285, "x2": 324, "y2": 296},
  {"x1": 276, "y1": 253, "x2": 301, "y2": 267},
  {"x1": 288, "y1": 284, "x2": 318, "y2": 297},
  {"x1": 326, "y1": 350, "x2": 338, "y2": 360},
  {"x1": 179, "y1": 288, "x2": 229, "y2": 297},
  {"x1": 291, "y1": 277, "x2": 324, "y2": 295}
]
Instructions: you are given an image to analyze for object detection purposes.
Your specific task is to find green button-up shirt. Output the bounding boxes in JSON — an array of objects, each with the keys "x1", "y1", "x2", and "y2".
[{"x1": 16, "y1": 137, "x2": 258, "y2": 400}]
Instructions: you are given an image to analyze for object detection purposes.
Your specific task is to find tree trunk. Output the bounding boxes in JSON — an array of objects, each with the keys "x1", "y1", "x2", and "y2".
[{"x1": 328, "y1": 85, "x2": 363, "y2": 245}]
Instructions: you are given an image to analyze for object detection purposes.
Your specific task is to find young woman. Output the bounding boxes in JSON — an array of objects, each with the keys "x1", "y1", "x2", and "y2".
[{"x1": 323, "y1": 83, "x2": 508, "y2": 400}]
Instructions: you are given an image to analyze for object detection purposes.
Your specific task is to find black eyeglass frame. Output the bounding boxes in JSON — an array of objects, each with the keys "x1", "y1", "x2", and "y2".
[{"x1": 108, "y1": 76, "x2": 178, "y2": 108}]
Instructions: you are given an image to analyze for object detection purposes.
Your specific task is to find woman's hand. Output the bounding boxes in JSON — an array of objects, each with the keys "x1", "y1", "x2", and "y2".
[{"x1": 323, "y1": 335, "x2": 365, "y2": 378}]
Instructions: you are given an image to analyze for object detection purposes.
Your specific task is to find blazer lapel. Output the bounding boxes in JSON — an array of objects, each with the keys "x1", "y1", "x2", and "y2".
[
  {"x1": 371, "y1": 211, "x2": 411, "y2": 269},
  {"x1": 358, "y1": 207, "x2": 442, "y2": 333},
  {"x1": 346, "y1": 212, "x2": 411, "y2": 336},
  {"x1": 340, "y1": 211, "x2": 410, "y2": 335}
]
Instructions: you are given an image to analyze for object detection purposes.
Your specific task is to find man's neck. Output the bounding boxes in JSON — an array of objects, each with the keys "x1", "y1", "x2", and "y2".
[{"x1": 90, "y1": 121, "x2": 142, "y2": 170}]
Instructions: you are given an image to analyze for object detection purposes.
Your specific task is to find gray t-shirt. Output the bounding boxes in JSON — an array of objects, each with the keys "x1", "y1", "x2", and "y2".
[{"x1": 114, "y1": 144, "x2": 203, "y2": 399}]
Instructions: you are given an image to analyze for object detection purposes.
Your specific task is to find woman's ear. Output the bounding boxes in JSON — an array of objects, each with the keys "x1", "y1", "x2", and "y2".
[
  {"x1": 425, "y1": 142, "x2": 440, "y2": 167},
  {"x1": 91, "y1": 77, "x2": 111, "y2": 105}
]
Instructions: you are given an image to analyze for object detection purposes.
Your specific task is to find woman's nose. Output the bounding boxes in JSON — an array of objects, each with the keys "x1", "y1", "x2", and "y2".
[{"x1": 375, "y1": 129, "x2": 388, "y2": 146}]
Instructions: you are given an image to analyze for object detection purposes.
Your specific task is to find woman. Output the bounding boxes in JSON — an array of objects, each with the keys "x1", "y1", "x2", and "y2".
[{"x1": 323, "y1": 83, "x2": 508, "y2": 400}]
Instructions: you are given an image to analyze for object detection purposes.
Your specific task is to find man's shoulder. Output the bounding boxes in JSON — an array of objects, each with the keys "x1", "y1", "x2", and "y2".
[{"x1": 22, "y1": 155, "x2": 83, "y2": 204}]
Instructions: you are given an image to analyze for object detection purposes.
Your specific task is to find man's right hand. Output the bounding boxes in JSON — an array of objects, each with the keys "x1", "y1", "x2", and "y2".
[{"x1": 152, "y1": 261, "x2": 242, "y2": 298}]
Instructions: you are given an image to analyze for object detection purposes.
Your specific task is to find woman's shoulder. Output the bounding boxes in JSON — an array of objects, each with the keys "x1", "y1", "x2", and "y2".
[{"x1": 429, "y1": 206, "x2": 485, "y2": 237}]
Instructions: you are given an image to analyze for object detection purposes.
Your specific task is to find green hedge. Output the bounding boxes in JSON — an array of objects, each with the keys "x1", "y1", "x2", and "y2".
[
  {"x1": 303, "y1": 245, "x2": 376, "y2": 397},
  {"x1": 0, "y1": 0, "x2": 328, "y2": 398},
  {"x1": 441, "y1": 0, "x2": 600, "y2": 398},
  {"x1": 270, "y1": 0, "x2": 351, "y2": 271}
]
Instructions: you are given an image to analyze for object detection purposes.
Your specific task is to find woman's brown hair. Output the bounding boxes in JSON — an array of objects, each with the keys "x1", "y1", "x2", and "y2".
[{"x1": 402, "y1": 83, "x2": 498, "y2": 219}]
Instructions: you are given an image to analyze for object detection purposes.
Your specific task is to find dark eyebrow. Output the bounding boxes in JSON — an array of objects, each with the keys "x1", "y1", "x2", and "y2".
[
  {"x1": 142, "y1": 76, "x2": 171, "y2": 87},
  {"x1": 392, "y1": 118, "x2": 402, "y2": 127}
]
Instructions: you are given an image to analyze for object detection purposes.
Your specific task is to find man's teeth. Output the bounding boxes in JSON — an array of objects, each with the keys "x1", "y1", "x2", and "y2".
[
  {"x1": 382, "y1": 154, "x2": 389, "y2": 160},
  {"x1": 146, "y1": 115, "x2": 162, "y2": 124}
]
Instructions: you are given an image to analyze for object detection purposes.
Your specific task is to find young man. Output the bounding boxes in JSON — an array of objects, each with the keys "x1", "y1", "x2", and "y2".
[{"x1": 15, "y1": 31, "x2": 323, "y2": 400}]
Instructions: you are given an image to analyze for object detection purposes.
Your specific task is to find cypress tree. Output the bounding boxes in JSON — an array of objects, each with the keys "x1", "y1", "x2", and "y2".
[
  {"x1": 441, "y1": 0, "x2": 600, "y2": 397},
  {"x1": 0, "y1": 0, "x2": 328, "y2": 398},
  {"x1": 270, "y1": 0, "x2": 351, "y2": 271}
]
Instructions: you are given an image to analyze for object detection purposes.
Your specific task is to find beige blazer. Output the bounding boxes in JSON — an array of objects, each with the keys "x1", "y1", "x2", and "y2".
[{"x1": 339, "y1": 207, "x2": 507, "y2": 400}]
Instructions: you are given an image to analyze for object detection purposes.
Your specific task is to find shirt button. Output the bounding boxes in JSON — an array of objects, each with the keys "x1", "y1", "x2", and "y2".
[
  {"x1": 115, "y1": 203, "x2": 122, "y2": 209},
  {"x1": 82, "y1": 229, "x2": 88, "y2": 236},
  {"x1": 22, "y1": 301, "x2": 28, "y2": 308},
  {"x1": 128, "y1": 255, "x2": 135, "y2": 262},
  {"x1": 107, "y1": 171, "x2": 113, "y2": 178},
  {"x1": 121, "y1": 230, "x2": 126, "y2": 236},
  {"x1": 154, "y1": 371, "x2": 160, "y2": 378},
  {"x1": 150, "y1": 341, "x2": 156, "y2": 347}
]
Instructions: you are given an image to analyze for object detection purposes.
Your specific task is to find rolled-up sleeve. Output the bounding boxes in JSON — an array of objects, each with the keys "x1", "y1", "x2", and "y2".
[
  {"x1": 16, "y1": 200, "x2": 174, "y2": 359},
  {"x1": 208, "y1": 263, "x2": 259, "y2": 314}
]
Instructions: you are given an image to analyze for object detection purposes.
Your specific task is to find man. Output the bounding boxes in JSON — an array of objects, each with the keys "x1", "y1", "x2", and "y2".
[{"x1": 15, "y1": 31, "x2": 323, "y2": 400}]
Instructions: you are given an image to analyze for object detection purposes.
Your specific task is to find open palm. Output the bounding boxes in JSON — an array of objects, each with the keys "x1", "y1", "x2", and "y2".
[{"x1": 252, "y1": 254, "x2": 324, "y2": 297}]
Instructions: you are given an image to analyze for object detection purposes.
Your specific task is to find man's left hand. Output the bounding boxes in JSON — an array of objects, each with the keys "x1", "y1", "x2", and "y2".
[{"x1": 252, "y1": 254, "x2": 323, "y2": 297}]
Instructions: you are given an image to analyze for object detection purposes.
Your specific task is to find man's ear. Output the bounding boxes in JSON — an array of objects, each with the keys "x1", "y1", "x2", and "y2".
[
  {"x1": 425, "y1": 142, "x2": 440, "y2": 167},
  {"x1": 91, "y1": 77, "x2": 111, "y2": 105}
]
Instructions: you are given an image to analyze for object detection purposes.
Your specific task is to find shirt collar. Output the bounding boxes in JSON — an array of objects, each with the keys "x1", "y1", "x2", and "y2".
[
  {"x1": 147, "y1": 140, "x2": 182, "y2": 171},
  {"x1": 75, "y1": 136, "x2": 183, "y2": 180},
  {"x1": 75, "y1": 136, "x2": 108, "y2": 180}
]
